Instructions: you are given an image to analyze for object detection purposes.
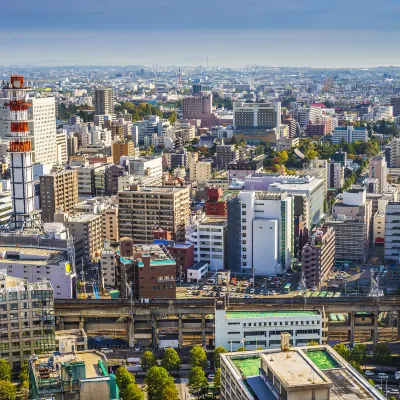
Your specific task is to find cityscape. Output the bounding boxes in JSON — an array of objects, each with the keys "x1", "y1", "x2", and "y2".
[{"x1": 4, "y1": 5, "x2": 400, "y2": 399}]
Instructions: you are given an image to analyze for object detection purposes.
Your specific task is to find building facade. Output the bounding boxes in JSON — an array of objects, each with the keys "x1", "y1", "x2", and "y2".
[
  {"x1": 94, "y1": 87, "x2": 114, "y2": 116},
  {"x1": 301, "y1": 227, "x2": 335, "y2": 289},
  {"x1": 118, "y1": 185, "x2": 190, "y2": 243},
  {"x1": 40, "y1": 169, "x2": 79, "y2": 223}
]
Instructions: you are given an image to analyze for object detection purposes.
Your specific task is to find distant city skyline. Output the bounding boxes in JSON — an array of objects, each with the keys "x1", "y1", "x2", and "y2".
[{"x1": 2, "y1": 0, "x2": 400, "y2": 67}]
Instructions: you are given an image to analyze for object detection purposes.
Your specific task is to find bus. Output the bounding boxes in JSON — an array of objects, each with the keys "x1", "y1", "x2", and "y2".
[{"x1": 283, "y1": 283, "x2": 291, "y2": 293}]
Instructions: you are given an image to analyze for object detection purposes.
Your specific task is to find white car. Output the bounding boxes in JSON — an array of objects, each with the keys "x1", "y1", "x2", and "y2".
[
  {"x1": 388, "y1": 389, "x2": 399, "y2": 395},
  {"x1": 377, "y1": 373, "x2": 389, "y2": 380},
  {"x1": 208, "y1": 374, "x2": 215, "y2": 380},
  {"x1": 365, "y1": 370, "x2": 374, "y2": 376},
  {"x1": 250, "y1": 289, "x2": 255, "y2": 294}
]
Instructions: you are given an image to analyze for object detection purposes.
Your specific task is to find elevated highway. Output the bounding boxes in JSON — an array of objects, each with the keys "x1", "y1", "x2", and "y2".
[{"x1": 54, "y1": 296, "x2": 400, "y2": 348}]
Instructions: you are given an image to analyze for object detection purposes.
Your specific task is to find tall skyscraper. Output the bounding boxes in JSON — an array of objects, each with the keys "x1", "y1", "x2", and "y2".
[
  {"x1": 94, "y1": 87, "x2": 114, "y2": 115},
  {"x1": 391, "y1": 97, "x2": 400, "y2": 117}
]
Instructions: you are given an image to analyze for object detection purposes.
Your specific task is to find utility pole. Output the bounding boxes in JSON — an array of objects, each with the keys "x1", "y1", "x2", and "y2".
[{"x1": 81, "y1": 259, "x2": 86, "y2": 297}]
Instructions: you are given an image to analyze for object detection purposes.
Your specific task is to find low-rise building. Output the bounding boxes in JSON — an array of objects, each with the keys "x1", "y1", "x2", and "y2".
[
  {"x1": 220, "y1": 345, "x2": 385, "y2": 400},
  {"x1": 187, "y1": 262, "x2": 209, "y2": 283},
  {"x1": 215, "y1": 309, "x2": 326, "y2": 351},
  {"x1": 55, "y1": 328, "x2": 88, "y2": 353},
  {"x1": 29, "y1": 350, "x2": 119, "y2": 400}
]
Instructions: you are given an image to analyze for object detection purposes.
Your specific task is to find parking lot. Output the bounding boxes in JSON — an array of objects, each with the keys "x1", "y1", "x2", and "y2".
[{"x1": 177, "y1": 271, "x2": 297, "y2": 299}]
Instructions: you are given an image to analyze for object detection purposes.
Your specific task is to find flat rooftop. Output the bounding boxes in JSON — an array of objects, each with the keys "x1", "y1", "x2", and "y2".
[
  {"x1": 223, "y1": 346, "x2": 384, "y2": 400},
  {"x1": 225, "y1": 311, "x2": 318, "y2": 319},
  {"x1": 0, "y1": 246, "x2": 66, "y2": 265}
]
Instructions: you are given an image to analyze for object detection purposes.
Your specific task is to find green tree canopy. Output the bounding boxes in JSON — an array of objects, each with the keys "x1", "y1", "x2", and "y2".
[
  {"x1": 307, "y1": 340, "x2": 319, "y2": 346},
  {"x1": 0, "y1": 360, "x2": 11, "y2": 382},
  {"x1": 213, "y1": 346, "x2": 228, "y2": 368},
  {"x1": 161, "y1": 384, "x2": 180, "y2": 400},
  {"x1": 0, "y1": 380, "x2": 16, "y2": 400},
  {"x1": 123, "y1": 382, "x2": 144, "y2": 400},
  {"x1": 141, "y1": 351, "x2": 157, "y2": 371},
  {"x1": 351, "y1": 344, "x2": 367, "y2": 365},
  {"x1": 161, "y1": 348, "x2": 181, "y2": 373},
  {"x1": 333, "y1": 343, "x2": 350, "y2": 361},
  {"x1": 214, "y1": 368, "x2": 221, "y2": 393},
  {"x1": 373, "y1": 343, "x2": 391, "y2": 365},
  {"x1": 19, "y1": 361, "x2": 28, "y2": 384},
  {"x1": 190, "y1": 346, "x2": 207, "y2": 369},
  {"x1": 145, "y1": 366, "x2": 175, "y2": 400},
  {"x1": 236, "y1": 347, "x2": 246, "y2": 352},
  {"x1": 115, "y1": 367, "x2": 135, "y2": 396},
  {"x1": 168, "y1": 112, "x2": 177, "y2": 125},
  {"x1": 188, "y1": 366, "x2": 208, "y2": 396}
]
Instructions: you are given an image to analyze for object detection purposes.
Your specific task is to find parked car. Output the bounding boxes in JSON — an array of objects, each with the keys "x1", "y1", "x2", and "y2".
[
  {"x1": 377, "y1": 373, "x2": 389, "y2": 380},
  {"x1": 364, "y1": 370, "x2": 374, "y2": 376},
  {"x1": 388, "y1": 389, "x2": 399, "y2": 395}
]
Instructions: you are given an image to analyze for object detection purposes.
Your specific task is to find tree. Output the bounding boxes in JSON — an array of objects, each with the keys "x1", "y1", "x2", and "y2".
[
  {"x1": 162, "y1": 384, "x2": 180, "y2": 400},
  {"x1": 351, "y1": 344, "x2": 367, "y2": 365},
  {"x1": 141, "y1": 351, "x2": 157, "y2": 371},
  {"x1": 168, "y1": 112, "x2": 177, "y2": 125},
  {"x1": 0, "y1": 360, "x2": 11, "y2": 382},
  {"x1": 333, "y1": 343, "x2": 350, "y2": 361},
  {"x1": 123, "y1": 383, "x2": 145, "y2": 400},
  {"x1": 188, "y1": 366, "x2": 208, "y2": 396},
  {"x1": 307, "y1": 340, "x2": 319, "y2": 346},
  {"x1": 236, "y1": 347, "x2": 246, "y2": 352},
  {"x1": 190, "y1": 346, "x2": 207, "y2": 369},
  {"x1": 161, "y1": 348, "x2": 181, "y2": 374},
  {"x1": 213, "y1": 346, "x2": 227, "y2": 368},
  {"x1": 19, "y1": 361, "x2": 28, "y2": 384},
  {"x1": 20, "y1": 381, "x2": 29, "y2": 400},
  {"x1": 277, "y1": 150, "x2": 289, "y2": 164},
  {"x1": 0, "y1": 380, "x2": 16, "y2": 400},
  {"x1": 145, "y1": 366, "x2": 175, "y2": 400},
  {"x1": 373, "y1": 343, "x2": 391, "y2": 365},
  {"x1": 213, "y1": 368, "x2": 221, "y2": 394},
  {"x1": 115, "y1": 367, "x2": 135, "y2": 395}
]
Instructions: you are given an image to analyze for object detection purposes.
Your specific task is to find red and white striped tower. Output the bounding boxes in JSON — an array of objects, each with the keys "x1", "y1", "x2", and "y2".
[{"x1": 4, "y1": 75, "x2": 37, "y2": 230}]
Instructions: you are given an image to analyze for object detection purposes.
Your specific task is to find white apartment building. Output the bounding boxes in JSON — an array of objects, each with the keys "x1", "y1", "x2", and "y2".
[
  {"x1": 30, "y1": 97, "x2": 58, "y2": 165},
  {"x1": 332, "y1": 126, "x2": 368, "y2": 144},
  {"x1": 100, "y1": 244, "x2": 116, "y2": 288},
  {"x1": 0, "y1": 247, "x2": 76, "y2": 299},
  {"x1": 390, "y1": 138, "x2": 400, "y2": 168},
  {"x1": 55, "y1": 130, "x2": 67, "y2": 165},
  {"x1": 185, "y1": 217, "x2": 227, "y2": 271},
  {"x1": 369, "y1": 156, "x2": 388, "y2": 194},
  {"x1": 384, "y1": 202, "x2": 400, "y2": 262},
  {"x1": 128, "y1": 156, "x2": 163, "y2": 179},
  {"x1": 215, "y1": 309, "x2": 325, "y2": 351},
  {"x1": 151, "y1": 134, "x2": 174, "y2": 149},
  {"x1": 372, "y1": 105, "x2": 393, "y2": 122},
  {"x1": 237, "y1": 191, "x2": 293, "y2": 275},
  {"x1": 373, "y1": 210, "x2": 385, "y2": 244},
  {"x1": 189, "y1": 160, "x2": 212, "y2": 182}
]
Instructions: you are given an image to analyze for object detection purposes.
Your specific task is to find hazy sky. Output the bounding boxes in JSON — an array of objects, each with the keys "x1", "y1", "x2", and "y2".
[{"x1": 2, "y1": 0, "x2": 400, "y2": 67}]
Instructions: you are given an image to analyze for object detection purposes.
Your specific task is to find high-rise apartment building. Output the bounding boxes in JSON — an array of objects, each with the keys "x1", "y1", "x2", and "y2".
[
  {"x1": 102, "y1": 207, "x2": 119, "y2": 244},
  {"x1": 64, "y1": 213, "x2": 103, "y2": 262},
  {"x1": 118, "y1": 185, "x2": 190, "y2": 243},
  {"x1": 390, "y1": 138, "x2": 400, "y2": 168},
  {"x1": 29, "y1": 97, "x2": 58, "y2": 165},
  {"x1": 369, "y1": 156, "x2": 387, "y2": 193},
  {"x1": 55, "y1": 130, "x2": 67, "y2": 165},
  {"x1": 185, "y1": 217, "x2": 227, "y2": 271},
  {"x1": 182, "y1": 93, "x2": 218, "y2": 127},
  {"x1": 216, "y1": 144, "x2": 239, "y2": 169},
  {"x1": 227, "y1": 191, "x2": 293, "y2": 275},
  {"x1": 112, "y1": 140, "x2": 135, "y2": 164},
  {"x1": 67, "y1": 134, "x2": 78, "y2": 159},
  {"x1": 391, "y1": 97, "x2": 400, "y2": 117},
  {"x1": 189, "y1": 160, "x2": 212, "y2": 182},
  {"x1": 0, "y1": 274, "x2": 55, "y2": 369},
  {"x1": 94, "y1": 87, "x2": 114, "y2": 116},
  {"x1": 328, "y1": 161, "x2": 344, "y2": 189},
  {"x1": 40, "y1": 169, "x2": 79, "y2": 223},
  {"x1": 104, "y1": 164, "x2": 125, "y2": 195},
  {"x1": 301, "y1": 227, "x2": 335, "y2": 289}
]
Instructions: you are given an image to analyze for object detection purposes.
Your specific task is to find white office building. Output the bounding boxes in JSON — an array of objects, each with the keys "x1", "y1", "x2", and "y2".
[
  {"x1": 100, "y1": 243, "x2": 116, "y2": 288},
  {"x1": 185, "y1": 217, "x2": 227, "y2": 271},
  {"x1": 244, "y1": 174, "x2": 324, "y2": 229},
  {"x1": 384, "y1": 202, "x2": 400, "y2": 262},
  {"x1": 127, "y1": 156, "x2": 163, "y2": 180},
  {"x1": 237, "y1": 191, "x2": 293, "y2": 275},
  {"x1": 332, "y1": 126, "x2": 368, "y2": 144},
  {"x1": 215, "y1": 309, "x2": 325, "y2": 351}
]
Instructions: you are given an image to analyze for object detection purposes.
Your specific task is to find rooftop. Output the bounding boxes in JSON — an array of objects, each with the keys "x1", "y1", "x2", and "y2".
[
  {"x1": 225, "y1": 311, "x2": 318, "y2": 319},
  {"x1": 0, "y1": 246, "x2": 66, "y2": 265},
  {"x1": 189, "y1": 261, "x2": 209, "y2": 270},
  {"x1": 222, "y1": 346, "x2": 385, "y2": 400}
]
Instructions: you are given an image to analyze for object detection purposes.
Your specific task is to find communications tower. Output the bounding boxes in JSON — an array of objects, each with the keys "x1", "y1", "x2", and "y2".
[{"x1": 3, "y1": 75, "x2": 41, "y2": 231}]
